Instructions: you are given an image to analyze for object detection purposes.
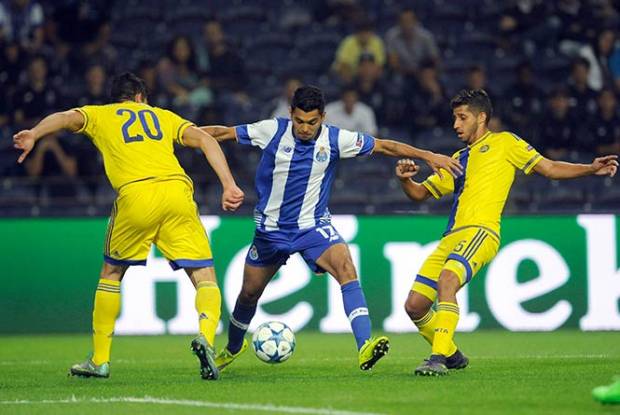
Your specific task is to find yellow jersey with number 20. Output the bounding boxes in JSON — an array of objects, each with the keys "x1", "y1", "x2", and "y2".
[{"x1": 75, "y1": 101, "x2": 193, "y2": 190}]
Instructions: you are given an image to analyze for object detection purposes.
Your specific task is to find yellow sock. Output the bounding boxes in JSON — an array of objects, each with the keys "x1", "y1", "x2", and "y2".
[
  {"x1": 195, "y1": 281, "x2": 221, "y2": 346},
  {"x1": 413, "y1": 309, "x2": 457, "y2": 356},
  {"x1": 431, "y1": 302, "x2": 460, "y2": 357},
  {"x1": 92, "y1": 279, "x2": 121, "y2": 365}
]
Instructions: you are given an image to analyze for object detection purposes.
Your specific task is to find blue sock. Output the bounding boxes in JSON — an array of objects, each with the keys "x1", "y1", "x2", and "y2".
[
  {"x1": 341, "y1": 280, "x2": 372, "y2": 350},
  {"x1": 227, "y1": 300, "x2": 257, "y2": 354}
]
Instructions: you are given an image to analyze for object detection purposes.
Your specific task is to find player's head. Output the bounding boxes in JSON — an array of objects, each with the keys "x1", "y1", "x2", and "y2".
[
  {"x1": 290, "y1": 85, "x2": 325, "y2": 140},
  {"x1": 110, "y1": 72, "x2": 148, "y2": 103},
  {"x1": 450, "y1": 89, "x2": 493, "y2": 143}
]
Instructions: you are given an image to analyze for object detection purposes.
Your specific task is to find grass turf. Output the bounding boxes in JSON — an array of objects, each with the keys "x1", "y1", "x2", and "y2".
[{"x1": 1, "y1": 331, "x2": 619, "y2": 415}]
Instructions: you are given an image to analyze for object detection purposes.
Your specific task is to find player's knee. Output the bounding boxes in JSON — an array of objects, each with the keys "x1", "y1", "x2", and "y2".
[
  {"x1": 238, "y1": 288, "x2": 262, "y2": 305},
  {"x1": 437, "y1": 271, "x2": 460, "y2": 295},
  {"x1": 404, "y1": 298, "x2": 429, "y2": 320},
  {"x1": 334, "y1": 258, "x2": 357, "y2": 282},
  {"x1": 100, "y1": 264, "x2": 125, "y2": 281}
]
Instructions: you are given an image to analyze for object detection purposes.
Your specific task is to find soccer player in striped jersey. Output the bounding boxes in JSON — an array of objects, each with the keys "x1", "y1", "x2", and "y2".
[
  {"x1": 395, "y1": 89, "x2": 617, "y2": 376},
  {"x1": 13, "y1": 73, "x2": 244, "y2": 380},
  {"x1": 202, "y1": 85, "x2": 462, "y2": 372}
]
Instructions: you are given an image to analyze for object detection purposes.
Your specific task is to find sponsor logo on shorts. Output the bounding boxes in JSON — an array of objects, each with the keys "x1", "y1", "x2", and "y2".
[{"x1": 249, "y1": 245, "x2": 259, "y2": 260}]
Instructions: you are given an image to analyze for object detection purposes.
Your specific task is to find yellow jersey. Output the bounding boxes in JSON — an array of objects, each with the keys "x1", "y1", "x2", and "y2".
[
  {"x1": 75, "y1": 101, "x2": 193, "y2": 190},
  {"x1": 422, "y1": 131, "x2": 542, "y2": 240}
]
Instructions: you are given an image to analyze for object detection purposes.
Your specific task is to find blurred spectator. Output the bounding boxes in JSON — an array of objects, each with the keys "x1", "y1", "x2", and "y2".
[
  {"x1": 270, "y1": 77, "x2": 302, "y2": 118},
  {"x1": 497, "y1": 0, "x2": 548, "y2": 51},
  {"x1": 0, "y1": 41, "x2": 25, "y2": 98},
  {"x1": 75, "y1": 64, "x2": 107, "y2": 107},
  {"x1": 0, "y1": 91, "x2": 9, "y2": 129},
  {"x1": 69, "y1": 22, "x2": 117, "y2": 76},
  {"x1": 502, "y1": 61, "x2": 544, "y2": 138},
  {"x1": 466, "y1": 65, "x2": 487, "y2": 90},
  {"x1": 313, "y1": 0, "x2": 365, "y2": 27},
  {"x1": 137, "y1": 60, "x2": 168, "y2": 108},
  {"x1": 554, "y1": 0, "x2": 595, "y2": 43},
  {"x1": 158, "y1": 35, "x2": 212, "y2": 120},
  {"x1": 385, "y1": 8, "x2": 440, "y2": 80},
  {"x1": 325, "y1": 86, "x2": 377, "y2": 135},
  {"x1": 537, "y1": 87, "x2": 582, "y2": 159},
  {"x1": 332, "y1": 19, "x2": 385, "y2": 83},
  {"x1": 489, "y1": 115, "x2": 505, "y2": 133},
  {"x1": 199, "y1": 19, "x2": 248, "y2": 93},
  {"x1": 199, "y1": 19, "x2": 252, "y2": 125},
  {"x1": 24, "y1": 135, "x2": 79, "y2": 200},
  {"x1": 579, "y1": 28, "x2": 619, "y2": 90},
  {"x1": 406, "y1": 60, "x2": 449, "y2": 132},
  {"x1": 354, "y1": 54, "x2": 386, "y2": 125},
  {"x1": 0, "y1": 0, "x2": 43, "y2": 47},
  {"x1": 567, "y1": 57, "x2": 598, "y2": 115},
  {"x1": 11, "y1": 55, "x2": 60, "y2": 129},
  {"x1": 589, "y1": 88, "x2": 620, "y2": 155},
  {"x1": 463, "y1": 65, "x2": 496, "y2": 102}
]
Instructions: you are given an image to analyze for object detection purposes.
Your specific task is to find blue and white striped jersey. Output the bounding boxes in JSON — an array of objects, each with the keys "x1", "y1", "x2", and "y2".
[{"x1": 235, "y1": 117, "x2": 375, "y2": 232}]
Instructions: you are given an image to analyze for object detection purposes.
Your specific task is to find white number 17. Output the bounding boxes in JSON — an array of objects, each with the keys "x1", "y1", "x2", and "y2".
[{"x1": 316, "y1": 225, "x2": 339, "y2": 242}]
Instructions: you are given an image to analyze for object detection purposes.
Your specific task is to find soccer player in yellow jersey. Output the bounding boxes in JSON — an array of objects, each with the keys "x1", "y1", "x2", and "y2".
[
  {"x1": 12, "y1": 73, "x2": 245, "y2": 380},
  {"x1": 394, "y1": 89, "x2": 618, "y2": 376}
]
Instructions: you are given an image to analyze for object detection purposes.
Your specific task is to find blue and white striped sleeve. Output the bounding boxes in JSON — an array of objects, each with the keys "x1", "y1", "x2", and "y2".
[
  {"x1": 234, "y1": 119, "x2": 279, "y2": 149},
  {"x1": 337, "y1": 129, "x2": 376, "y2": 159}
]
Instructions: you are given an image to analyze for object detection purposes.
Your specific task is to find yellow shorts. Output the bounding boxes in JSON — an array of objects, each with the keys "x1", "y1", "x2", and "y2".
[
  {"x1": 104, "y1": 178, "x2": 213, "y2": 269},
  {"x1": 412, "y1": 226, "x2": 499, "y2": 301}
]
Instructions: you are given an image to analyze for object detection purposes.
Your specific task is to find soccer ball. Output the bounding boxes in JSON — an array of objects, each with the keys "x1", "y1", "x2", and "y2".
[{"x1": 251, "y1": 321, "x2": 296, "y2": 364}]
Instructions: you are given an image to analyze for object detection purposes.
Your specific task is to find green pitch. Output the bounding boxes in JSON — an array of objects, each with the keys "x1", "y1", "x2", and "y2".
[{"x1": 1, "y1": 331, "x2": 619, "y2": 415}]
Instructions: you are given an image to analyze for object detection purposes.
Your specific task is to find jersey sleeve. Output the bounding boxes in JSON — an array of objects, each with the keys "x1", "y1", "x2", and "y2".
[
  {"x1": 422, "y1": 171, "x2": 455, "y2": 199},
  {"x1": 338, "y1": 129, "x2": 375, "y2": 159},
  {"x1": 421, "y1": 150, "x2": 458, "y2": 199},
  {"x1": 164, "y1": 110, "x2": 194, "y2": 145},
  {"x1": 234, "y1": 119, "x2": 279, "y2": 149},
  {"x1": 73, "y1": 105, "x2": 99, "y2": 139},
  {"x1": 505, "y1": 133, "x2": 542, "y2": 175}
]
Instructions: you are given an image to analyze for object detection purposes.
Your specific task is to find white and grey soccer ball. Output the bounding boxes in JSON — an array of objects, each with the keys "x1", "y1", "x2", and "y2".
[{"x1": 251, "y1": 321, "x2": 296, "y2": 364}]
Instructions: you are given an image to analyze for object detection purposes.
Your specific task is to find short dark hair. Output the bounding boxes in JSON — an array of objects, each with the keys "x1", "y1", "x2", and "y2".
[
  {"x1": 110, "y1": 72, "x2": 148, "y2": 102},
  {"x1": 291, "y1": 85, "x2": 325, "y2": 113},
  {"x1": 450, "y1": 89, "x2": 493, "y2": 125}
]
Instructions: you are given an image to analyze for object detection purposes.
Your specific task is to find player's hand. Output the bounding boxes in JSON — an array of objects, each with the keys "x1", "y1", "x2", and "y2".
[
  {"x1": 13, "y1": 129, "x2": 37, "y2": 163},
  {"x1": 395, "y1": 159, "x2": 420, "y2": 180},
  {"x1": 425, "y1": 152, "x2": 463, "y2": 178},
  {"x1": 222, "y1": 185, "x2": 245, "y2": 211},
  {"x1": 591, "y1": 155, "x2": 618, "y2": 177}
]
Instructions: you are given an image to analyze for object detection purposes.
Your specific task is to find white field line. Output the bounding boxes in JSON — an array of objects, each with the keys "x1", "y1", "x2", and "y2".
[
  {"x1": 0, "y1": 354, "x2": 613, "y2": 366},
  {"x1": 0, "y1": 396, "x2": 386, "y2": 415}
]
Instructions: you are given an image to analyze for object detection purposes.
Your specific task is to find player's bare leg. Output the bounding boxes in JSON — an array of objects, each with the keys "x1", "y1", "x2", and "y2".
[
  {"x1": 215, "y1": 264, "x2": 280, "y2": 371},
  {"x1": 69, "y1": 262, "x2": 127, "y2": 378},
  {"x1": 185, "y1": 266, "x2": 221, "y2": 380},
  {"x1": 316, "y1": 243, "x2": 389, "y2": 370}
]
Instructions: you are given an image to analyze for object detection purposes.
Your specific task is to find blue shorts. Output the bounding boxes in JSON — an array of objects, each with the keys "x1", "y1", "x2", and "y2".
[{"x1": 246, "y1": 224, "x2": 343, "y2": 273}]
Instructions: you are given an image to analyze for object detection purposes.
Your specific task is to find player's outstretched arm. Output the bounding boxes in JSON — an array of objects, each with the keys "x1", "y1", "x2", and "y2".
[
  {"x1": 182, "y1": 126, "x2": 245, "y2": 211},
  {"x1": 395, "y1": 159, "x2": 432, "y2": 201},
  {"x1": 533, "y1": 155, "x2": 618, "y2": 179},
  {"x1": 373, "y1": 138, "x2": 463, "y2": 178},
  {"x1": 13, "y1": 110, "x2": 85, "y2": 163},
  {"x1": 199, "y1": 126, "x2": 237, "y2": 142}
]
